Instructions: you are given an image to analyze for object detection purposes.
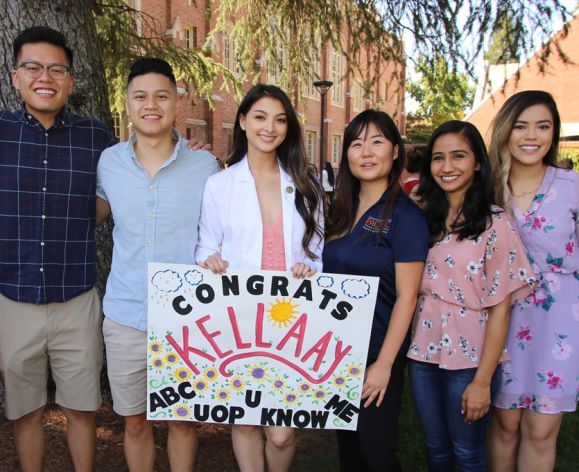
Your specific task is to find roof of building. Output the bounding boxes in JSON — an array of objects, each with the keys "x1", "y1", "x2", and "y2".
[{"x1": 466, "y1": 14, "x2": 579, "y2": 140}]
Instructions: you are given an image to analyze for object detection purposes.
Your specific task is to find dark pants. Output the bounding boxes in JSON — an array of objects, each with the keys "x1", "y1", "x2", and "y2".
[
  {"x1": 408, "y1": 360, "x2": 500, "y2": 472},
  {"x1": 336, "y1": 356, "x2": 406, "y2": 472}
]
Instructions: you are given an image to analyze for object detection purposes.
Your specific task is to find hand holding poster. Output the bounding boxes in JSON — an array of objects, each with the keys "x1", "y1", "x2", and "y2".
[{"x1": 147, "y1": 263, "x2": 378, "y2": 430}]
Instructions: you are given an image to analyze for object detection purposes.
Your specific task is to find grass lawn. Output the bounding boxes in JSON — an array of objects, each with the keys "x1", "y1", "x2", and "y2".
[{"x1": 1, "y1": 372, "x2": 576, "y2": 470}]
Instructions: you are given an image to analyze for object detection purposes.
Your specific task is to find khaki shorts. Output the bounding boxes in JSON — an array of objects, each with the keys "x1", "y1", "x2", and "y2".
[
  {"x1": 0, "y1": 289, "x2": 103, "y2": 420},
  {"x1": 103, "y1": 317, "x2": 147, "y2": 416}
]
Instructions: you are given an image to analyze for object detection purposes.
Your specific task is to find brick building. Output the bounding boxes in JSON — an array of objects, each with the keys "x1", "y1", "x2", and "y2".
[
  {"x1": 466, "y1": 14, "x2": 579, "y2": 152},
  {"x1": 121, "y1": 0, "x2": 405, "y2": 167}
]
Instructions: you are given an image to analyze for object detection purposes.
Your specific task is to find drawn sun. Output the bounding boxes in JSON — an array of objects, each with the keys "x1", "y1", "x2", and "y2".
[{"x1": 267, "y1": 297, "x2": 300, "y2": 328}]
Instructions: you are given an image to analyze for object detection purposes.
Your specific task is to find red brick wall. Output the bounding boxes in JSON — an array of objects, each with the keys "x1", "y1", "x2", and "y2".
[{"x1": 137, "y1": 1, "x2": 405, "y2": 165}]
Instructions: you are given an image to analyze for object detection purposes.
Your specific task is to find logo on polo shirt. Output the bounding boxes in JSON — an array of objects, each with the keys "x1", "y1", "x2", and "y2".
[{"x1": 363, "y1": 216, "x2": 391, "y2": 234}]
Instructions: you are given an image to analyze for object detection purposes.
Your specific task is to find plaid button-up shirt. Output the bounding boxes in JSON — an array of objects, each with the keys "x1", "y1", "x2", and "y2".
[{"x1": 0, "y1": 106, "x2": 115, "y2": 304}]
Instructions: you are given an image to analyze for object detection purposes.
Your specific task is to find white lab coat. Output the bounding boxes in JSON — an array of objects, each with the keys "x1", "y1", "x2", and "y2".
[{"x1": 195, "y1": 156, "x2": 324, "y2": 271}]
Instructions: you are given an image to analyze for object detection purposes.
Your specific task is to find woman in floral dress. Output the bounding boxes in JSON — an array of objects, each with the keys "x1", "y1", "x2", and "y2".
[
  {"x1": 407, "y1": 121, "x2": 535, "y2": 471},
  {"x1": 488, "y1": 91, "x2": 579, "y2": 471}
]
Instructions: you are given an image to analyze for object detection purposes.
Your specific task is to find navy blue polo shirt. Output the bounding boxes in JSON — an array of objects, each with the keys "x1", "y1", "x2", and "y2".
[{"x1": 323, "y1": 190, "x2": 429, "y2": 362}]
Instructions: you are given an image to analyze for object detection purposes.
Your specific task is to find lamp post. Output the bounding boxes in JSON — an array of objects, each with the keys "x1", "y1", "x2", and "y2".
[{"x1": 313, "y1": 80, "x2": 333, "y2": 176}]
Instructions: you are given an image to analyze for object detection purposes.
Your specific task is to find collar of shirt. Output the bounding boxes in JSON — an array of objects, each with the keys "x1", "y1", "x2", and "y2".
[
  {"x1": 235, "y1": 154, "x2": 295, "y2": 189},
  {"x1": 354, "y1": 187, "x2": 391, "y2": 214},
  {"x1": 16, "y1": 104, "x2": 74, "y2": 129},
  {"x1": 126, "y1": 128, "x2": 182, "y2": 170}
]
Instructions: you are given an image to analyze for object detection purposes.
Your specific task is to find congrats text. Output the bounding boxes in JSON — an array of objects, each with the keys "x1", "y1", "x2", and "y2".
[{"x1": 147, "y1": 264, "x2": 377, "y2": 430}]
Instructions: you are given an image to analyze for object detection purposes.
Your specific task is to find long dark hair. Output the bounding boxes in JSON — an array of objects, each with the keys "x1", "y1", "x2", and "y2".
[
  {"x1": 417, "y1": 120, "x2": 496, "y2": 245},
  {"x1": 326, "y1": 109, "x2": 405, "y2": 240},
  {"x1": 228, "y1": 84, "x2": 323, "y2": 259},
  {"x1": 488, "y1": 90, "x2": 561, "y2": 207}
]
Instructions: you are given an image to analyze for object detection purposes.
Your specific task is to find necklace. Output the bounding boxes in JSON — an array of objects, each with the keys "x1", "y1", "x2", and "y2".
[
  {"x1": 510, "y1": 184, "x2": 541, "y2": 198},
  {"x1": 509, "y1": 167, "x2": 546, "y2": 198}
]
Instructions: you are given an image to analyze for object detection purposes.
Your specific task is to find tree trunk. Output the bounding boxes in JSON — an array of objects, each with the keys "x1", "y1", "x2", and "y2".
[{"x1": 0, "y1": 0, "x2": 115, "y2": 416}]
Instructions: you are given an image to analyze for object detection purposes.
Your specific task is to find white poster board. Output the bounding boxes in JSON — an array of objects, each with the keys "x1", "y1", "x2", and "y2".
[{"x1": 147, "y1": 263, "x2": 378, "y2": 430}]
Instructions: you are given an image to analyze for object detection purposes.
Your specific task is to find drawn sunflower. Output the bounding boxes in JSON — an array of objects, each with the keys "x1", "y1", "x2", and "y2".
[
  {"x1": 203, "y1": 367, "x2": 219, "y2": 382},
  {"x1": 173, "y1": 367, "x2": 192, "y2": 383},
  {"x1": 215, "y1": 388, "x2": 231, "y2": 402},
  {"x1": 148, "y1": 341, "x2": 163, "y2": 355},
  {"x1": 173, "y1": 404, "x2": 191, "y2": 419},
  {"x1": 165, "y1": 352, "x2": 178, "y2": 364},
  {"x1": 230, "y1": 377, "x2": 245, "y2": 391}
]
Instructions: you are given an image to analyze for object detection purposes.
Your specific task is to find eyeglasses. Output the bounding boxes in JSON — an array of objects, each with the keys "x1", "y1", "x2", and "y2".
[{"x1": 15, "y1": 61, "x2": 71, "y2": 80}]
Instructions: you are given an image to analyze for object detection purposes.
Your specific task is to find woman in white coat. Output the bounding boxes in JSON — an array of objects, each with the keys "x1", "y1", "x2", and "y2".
[{"x1": 196, "y1": 84, "x2": 324, "y2": 472}]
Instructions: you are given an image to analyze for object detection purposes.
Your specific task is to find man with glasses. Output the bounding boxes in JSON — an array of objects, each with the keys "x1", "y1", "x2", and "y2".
[{"x1": 0, "y1": 26, "x2": 115, "y2": 471}]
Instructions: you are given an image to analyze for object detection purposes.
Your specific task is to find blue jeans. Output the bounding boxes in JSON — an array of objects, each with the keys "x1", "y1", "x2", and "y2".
[{"x1": 408, "y1": 360, "x2": 500, "y2": 472}]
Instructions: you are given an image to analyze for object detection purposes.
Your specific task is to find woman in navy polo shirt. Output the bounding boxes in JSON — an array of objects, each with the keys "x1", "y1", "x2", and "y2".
[{"x1": 323, "y1": 109, "x2": 429, "y2": 470}]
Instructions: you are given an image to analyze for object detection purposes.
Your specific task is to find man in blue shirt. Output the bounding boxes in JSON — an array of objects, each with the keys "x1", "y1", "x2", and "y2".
[
  {"x1": 0, "y1": 27, "x2": 115, "y2": 471},
  {"x1": 96, "y1": 57, "x2": 218, "y2": 470}
]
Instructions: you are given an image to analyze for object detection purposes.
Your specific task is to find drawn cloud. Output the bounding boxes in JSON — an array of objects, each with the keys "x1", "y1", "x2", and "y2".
[
  {"x1": 184, "y1": 269, "x2": 204, "y2": 287},
  {"x1": 341, "y1": 278, "x2": 370, "y2": 299},
  {"x1": 152, "y1": 269, "x2": 183, "y2": 292},
  {"x1": 316, "y1": 275, "x2": 334, "y2": 288}
]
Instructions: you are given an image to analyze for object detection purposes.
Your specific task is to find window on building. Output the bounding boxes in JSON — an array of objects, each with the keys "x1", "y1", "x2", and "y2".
[
  {"x1": 305, "y1": 130, "x2": 317, "y2": 165},
  {"x1": 185, "y1": 120, "x2": 208, "y2": 143},
  {"x1": 183, "y1": 25, "x2": 197, "y2": 50},
  {"x1": 352, "y1": 84, "x2": 363, "y2": 112},
  {"x1": 124, "y1": 0, "x2": 141, "y2": 34},
  {"x1": 332, "y1": 134, "x2": 342, "y2": 166},
  {"x1": 303, "y1": 52, "x2": 321, "y2": 99},
  {"x1": 330, "y1": 48, "x2": 345, "y2": 107},
  {"x1": 113, "y1": 112, "x2": 129, "y2": 141},
  {"x1": 223, "y1": 124, "x2": 234, "y2": 159},
  {"x1": 223, "y1": 33, "x2": 242, "y2": 75},
  {"x1": 267, "y1": 44, "x2": 288, "y2": 86},
  {"x1": 113, "y1": 113, "x2": 122, "y2": 140}
]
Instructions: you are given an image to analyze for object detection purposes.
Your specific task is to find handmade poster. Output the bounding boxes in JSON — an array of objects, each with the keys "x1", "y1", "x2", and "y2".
[{"x1": 147, "y1": 263, "x2": 378, "y2": 430}]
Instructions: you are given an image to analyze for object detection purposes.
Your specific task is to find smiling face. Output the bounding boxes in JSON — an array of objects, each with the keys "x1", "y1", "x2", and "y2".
[
  {"x1": 239, "y1": 97, "x2": 288, "y2": 159},
  {"x1": 430, "y1": 132, "x2": 479, "y2": 204},
  {"x1": 508, "y1": 103, "x2": 554, "y2": 169},
  {"x1": 126, "y1": 72, "x2": 176, "y2": 139},
  {"x1": 12, "y1": 42, "x2": 74, "y2": 128},
  {"x1": 347, "y1": 122, "x2": 396, "y2": 185}
]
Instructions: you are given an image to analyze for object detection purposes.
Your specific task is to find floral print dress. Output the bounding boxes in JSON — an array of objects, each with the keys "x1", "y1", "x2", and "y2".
[
  {"x1": 494, "y1": 167, "x2": 579, "y2": 413},
  {"x1": 408, "y1": 209, "x2": 535, "y2": 370}
]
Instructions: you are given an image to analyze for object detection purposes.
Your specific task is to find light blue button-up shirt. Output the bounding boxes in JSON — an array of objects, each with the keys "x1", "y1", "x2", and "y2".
[{"x1": 96, "y1": 130, "x2": 219, "y2": 330}]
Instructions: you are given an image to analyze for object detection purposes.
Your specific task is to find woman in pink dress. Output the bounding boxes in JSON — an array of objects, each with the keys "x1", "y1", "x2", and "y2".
[
  {"x1": 488, "y1": 91, "x2": 579, "y2": 471},
  {"x1": 407, "y1": 121, "x2": 535, "y2": 471}
]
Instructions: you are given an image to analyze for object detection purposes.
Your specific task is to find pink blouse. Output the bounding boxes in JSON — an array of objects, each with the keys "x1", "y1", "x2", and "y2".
[
  {"x1": 408, "y1": 209, "x2": 535, "y2": 370},
  {"x1": 261, "y1": 213, "x2": 286, "y2": 271}
]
